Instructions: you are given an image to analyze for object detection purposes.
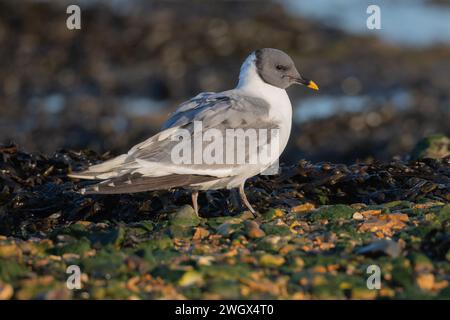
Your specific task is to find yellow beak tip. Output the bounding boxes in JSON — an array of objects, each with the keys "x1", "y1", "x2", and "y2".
[{"x1": 307, "y1": 81, "x2": 319, "y2": 91}]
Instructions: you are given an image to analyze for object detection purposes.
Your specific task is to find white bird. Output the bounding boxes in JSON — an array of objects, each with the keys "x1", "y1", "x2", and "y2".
[{"x1": 68, "y1": 48, "x2": 319, "y2": 216}]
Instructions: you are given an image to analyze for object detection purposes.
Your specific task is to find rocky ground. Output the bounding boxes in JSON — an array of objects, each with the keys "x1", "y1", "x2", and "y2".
[{"x1": 0, "y1": 136, "x2": 449, "y2": 299}]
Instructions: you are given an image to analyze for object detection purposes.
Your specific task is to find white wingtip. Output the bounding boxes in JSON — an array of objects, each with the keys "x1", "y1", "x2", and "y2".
[{"x1": 68, "y1": 173, "x2": 98, "y2": 180}]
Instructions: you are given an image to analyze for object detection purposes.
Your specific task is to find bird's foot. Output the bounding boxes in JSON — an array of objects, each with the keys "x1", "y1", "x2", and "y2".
[{"x1": 191, "y1": 191, "x2": 199, "y2": 217}]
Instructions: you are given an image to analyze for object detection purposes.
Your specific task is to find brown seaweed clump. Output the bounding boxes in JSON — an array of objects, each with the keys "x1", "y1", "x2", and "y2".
[{"x1": 0, "y1": 143, "x2": 448, "y2": 237}]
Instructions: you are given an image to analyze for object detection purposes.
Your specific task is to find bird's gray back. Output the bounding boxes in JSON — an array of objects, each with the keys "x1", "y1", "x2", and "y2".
[{"x1": 162, "y1": 90, "x2": 271, "y2": 130}]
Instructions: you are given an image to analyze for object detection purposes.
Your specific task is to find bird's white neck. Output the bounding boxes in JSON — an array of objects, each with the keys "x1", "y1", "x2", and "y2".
[{"x1": 236, "y1": 52, "x2": 292, "y2": 123}]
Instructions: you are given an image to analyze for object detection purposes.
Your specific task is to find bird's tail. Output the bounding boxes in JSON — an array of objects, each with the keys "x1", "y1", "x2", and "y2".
[
  {"x1": 68, "y1": 154, "x2": 128, "y2": 180},
  {"x1": 79, "y1": 173, "x2": 216, "y2": 195}
]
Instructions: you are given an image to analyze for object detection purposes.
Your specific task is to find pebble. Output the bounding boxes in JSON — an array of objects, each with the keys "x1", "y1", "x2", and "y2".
[
  {"x1": 0, "y1": 282, "x2": 13, "y2": 300},
  {"x1": 416, "y1": 273, "x2": 435, "y2": 291},
  {"x1": 352, "y1": 212, "x2": 364, "y2": 220},
  {"x1": 259, "y1": 254, "x2": 285, "y2": 267},
  {"x1": 217, "y1": 223, "x2": 237, "y2": 237},
  {"x1": 244, "y1": 221, "x2": 265, "y2": 239},
  {"x1": 170, "y1": 205, "x2": 201, "y2": 227},
  {"x1": 292, "y1": 202, "x2": 315, "y2": 213},
  {"x1": 355, "y1": 239, "x2": 402, "y2": 258},
  {"x1": 178, "y1": 270, "x2": 203, "y2": 287}
]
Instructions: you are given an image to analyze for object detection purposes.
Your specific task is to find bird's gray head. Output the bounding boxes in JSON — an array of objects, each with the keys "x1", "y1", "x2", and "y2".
[{"x1": 254, "y1": 48, "x2": 318, "y2": 90}]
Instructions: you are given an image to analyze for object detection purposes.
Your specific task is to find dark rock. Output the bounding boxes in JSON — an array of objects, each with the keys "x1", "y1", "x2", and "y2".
[
  {"x1": 410, "y1": 135, "x2": 450, "y2": 160},
  {"x1": 356, "y1": 239, "x2": 402, "y2": 258}
]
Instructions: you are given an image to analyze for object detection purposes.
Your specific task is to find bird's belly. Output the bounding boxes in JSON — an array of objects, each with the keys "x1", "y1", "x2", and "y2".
[{"x1": 269, "y1": 97, "x2": 292, "y2": 158}]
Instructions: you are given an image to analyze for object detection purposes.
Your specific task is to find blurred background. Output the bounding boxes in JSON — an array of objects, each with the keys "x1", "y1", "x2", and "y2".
[{"x1": 0, "y1": 0, "x2": 449, "y2": 164}]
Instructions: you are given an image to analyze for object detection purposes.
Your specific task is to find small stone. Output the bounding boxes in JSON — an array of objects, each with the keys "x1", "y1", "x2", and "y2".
[
  {"x1": 244, "y1": 221, "x2": 265, "y2": 238},
  {"x1": 217, "y1": 223, "x2": 237, "y2": 236},
  {"x1": 311, "y1": 205, "x2": 355, "y2": 221},
  {"x1": 178, "y1": 270, "x2": 203, "y2": 287},
  {"x1": 256, "y1": 235, "x2": 283, "y2": 251},
  {"x1": 49, "y1": 255, "x2": 62, "y2": 261},
  {"x1": 279, "y1": 244, "x2": 295, "y2": 255},
  {"x1": 412, "y1": 202, "x2": 444, "y2": 210},
  {"x1": 350, "y1": 203, "x2": 367, "y2": 210},
  {"x1": 259, "y1": 254, "x2": 285, "y2": 267},
  {"x1": 312, "y1": 275, "x2": 326, "y2": 286},
  {"x1": 352, "y1": 287, "x2": 378, "y2": 300},
  {"x1": 379, "y1": 287, "x2": 396, "y2": 298},
  {"x1": 62, "y1": 253, "x2": 80, "y2": 261},
  {"x1": 416, "y1": 273, "x2": 435, "y2": 291},
  {"x1": 438, "y1": 204, "x2": 450, "y2": 222},
  {"x1": 43, "y1": 288, "x2": 72, "y2": 300},
  {"x1": 352, "y1": 212, "x2": 364, "y2": 220},
  {"x1": 410, "y1": 134, "x2": 449, "y2": 160},
  {"x1": 0, "y1": 243, "x2": 21, "y2": 259},
  {"x1": 197, "y1": 256, "x2": 215, "y2": 266},
  {"x1": 356, "y1": 239, "x2": 402, "y2": 258},
  {"x1": 170, "y1": 205, "x2": 202, "y2": 238},
  {"x1": 261, "y1": 221, "x2": 291, "y2": 236},
  {"x1": 358, "y1": 213, "x2": 408, "y2": 236},
  {"x1": 411, "y1": 254, "x2": 433, "y2": 273},
  {"x1": 193, "y1": 227, "x2": 209, "y2": 240},
  {"x1": 292, "y1": 203, "x2": 315, "y2": 213},
  {"x1": 263, "y1": 208, "x2": 284, "y2": 220},
  {"x1": 0, "y1": 282, "x2": 13, "y2": 300},
  {"x1": 294, "y1": 257, "x2": 305, "y2": 268},
  {"x1": 359, "y1": 209, "x2": 382, "y2": 218},
  {"x1": 170, "y1": 205, "x2": 201, "y2": 227},
  {"x1": 313, "y1": 265, "x2": 327, "y2": 273},
  {"x1": 384, "y1": 213, "x2": 409, "y2": 222},
  {"x1": 236, "y1": 211, "x2": 255, "y2": 220}
]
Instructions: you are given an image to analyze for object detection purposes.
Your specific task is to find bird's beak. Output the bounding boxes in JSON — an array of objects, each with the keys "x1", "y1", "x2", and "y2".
[
  {"x1": 294, "y1": 77, "x2": 319, "y2": 90},
  {"x1": 306, "y1": 80, "x2": 319, "y2": 90}
]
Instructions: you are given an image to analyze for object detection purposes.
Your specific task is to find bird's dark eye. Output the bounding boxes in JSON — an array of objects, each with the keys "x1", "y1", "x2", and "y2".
[{"x1": 276, "y1": 64, "x2": 287, "y2": 71}]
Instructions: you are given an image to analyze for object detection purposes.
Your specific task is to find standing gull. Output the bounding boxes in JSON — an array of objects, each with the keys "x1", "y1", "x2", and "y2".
[{"x1": 69, "y1": 48, "x2": 319, "y2": 216}]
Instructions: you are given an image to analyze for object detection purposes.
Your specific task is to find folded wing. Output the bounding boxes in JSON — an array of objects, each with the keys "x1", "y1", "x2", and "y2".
[{"x1": 69, "y1": 91, "x2": 280, "y2": 194}]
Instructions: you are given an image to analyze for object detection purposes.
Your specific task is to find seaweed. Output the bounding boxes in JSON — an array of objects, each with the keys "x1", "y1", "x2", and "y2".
[{"x1": 0, "y1": 145, "x2": 448, "y2": 299}]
